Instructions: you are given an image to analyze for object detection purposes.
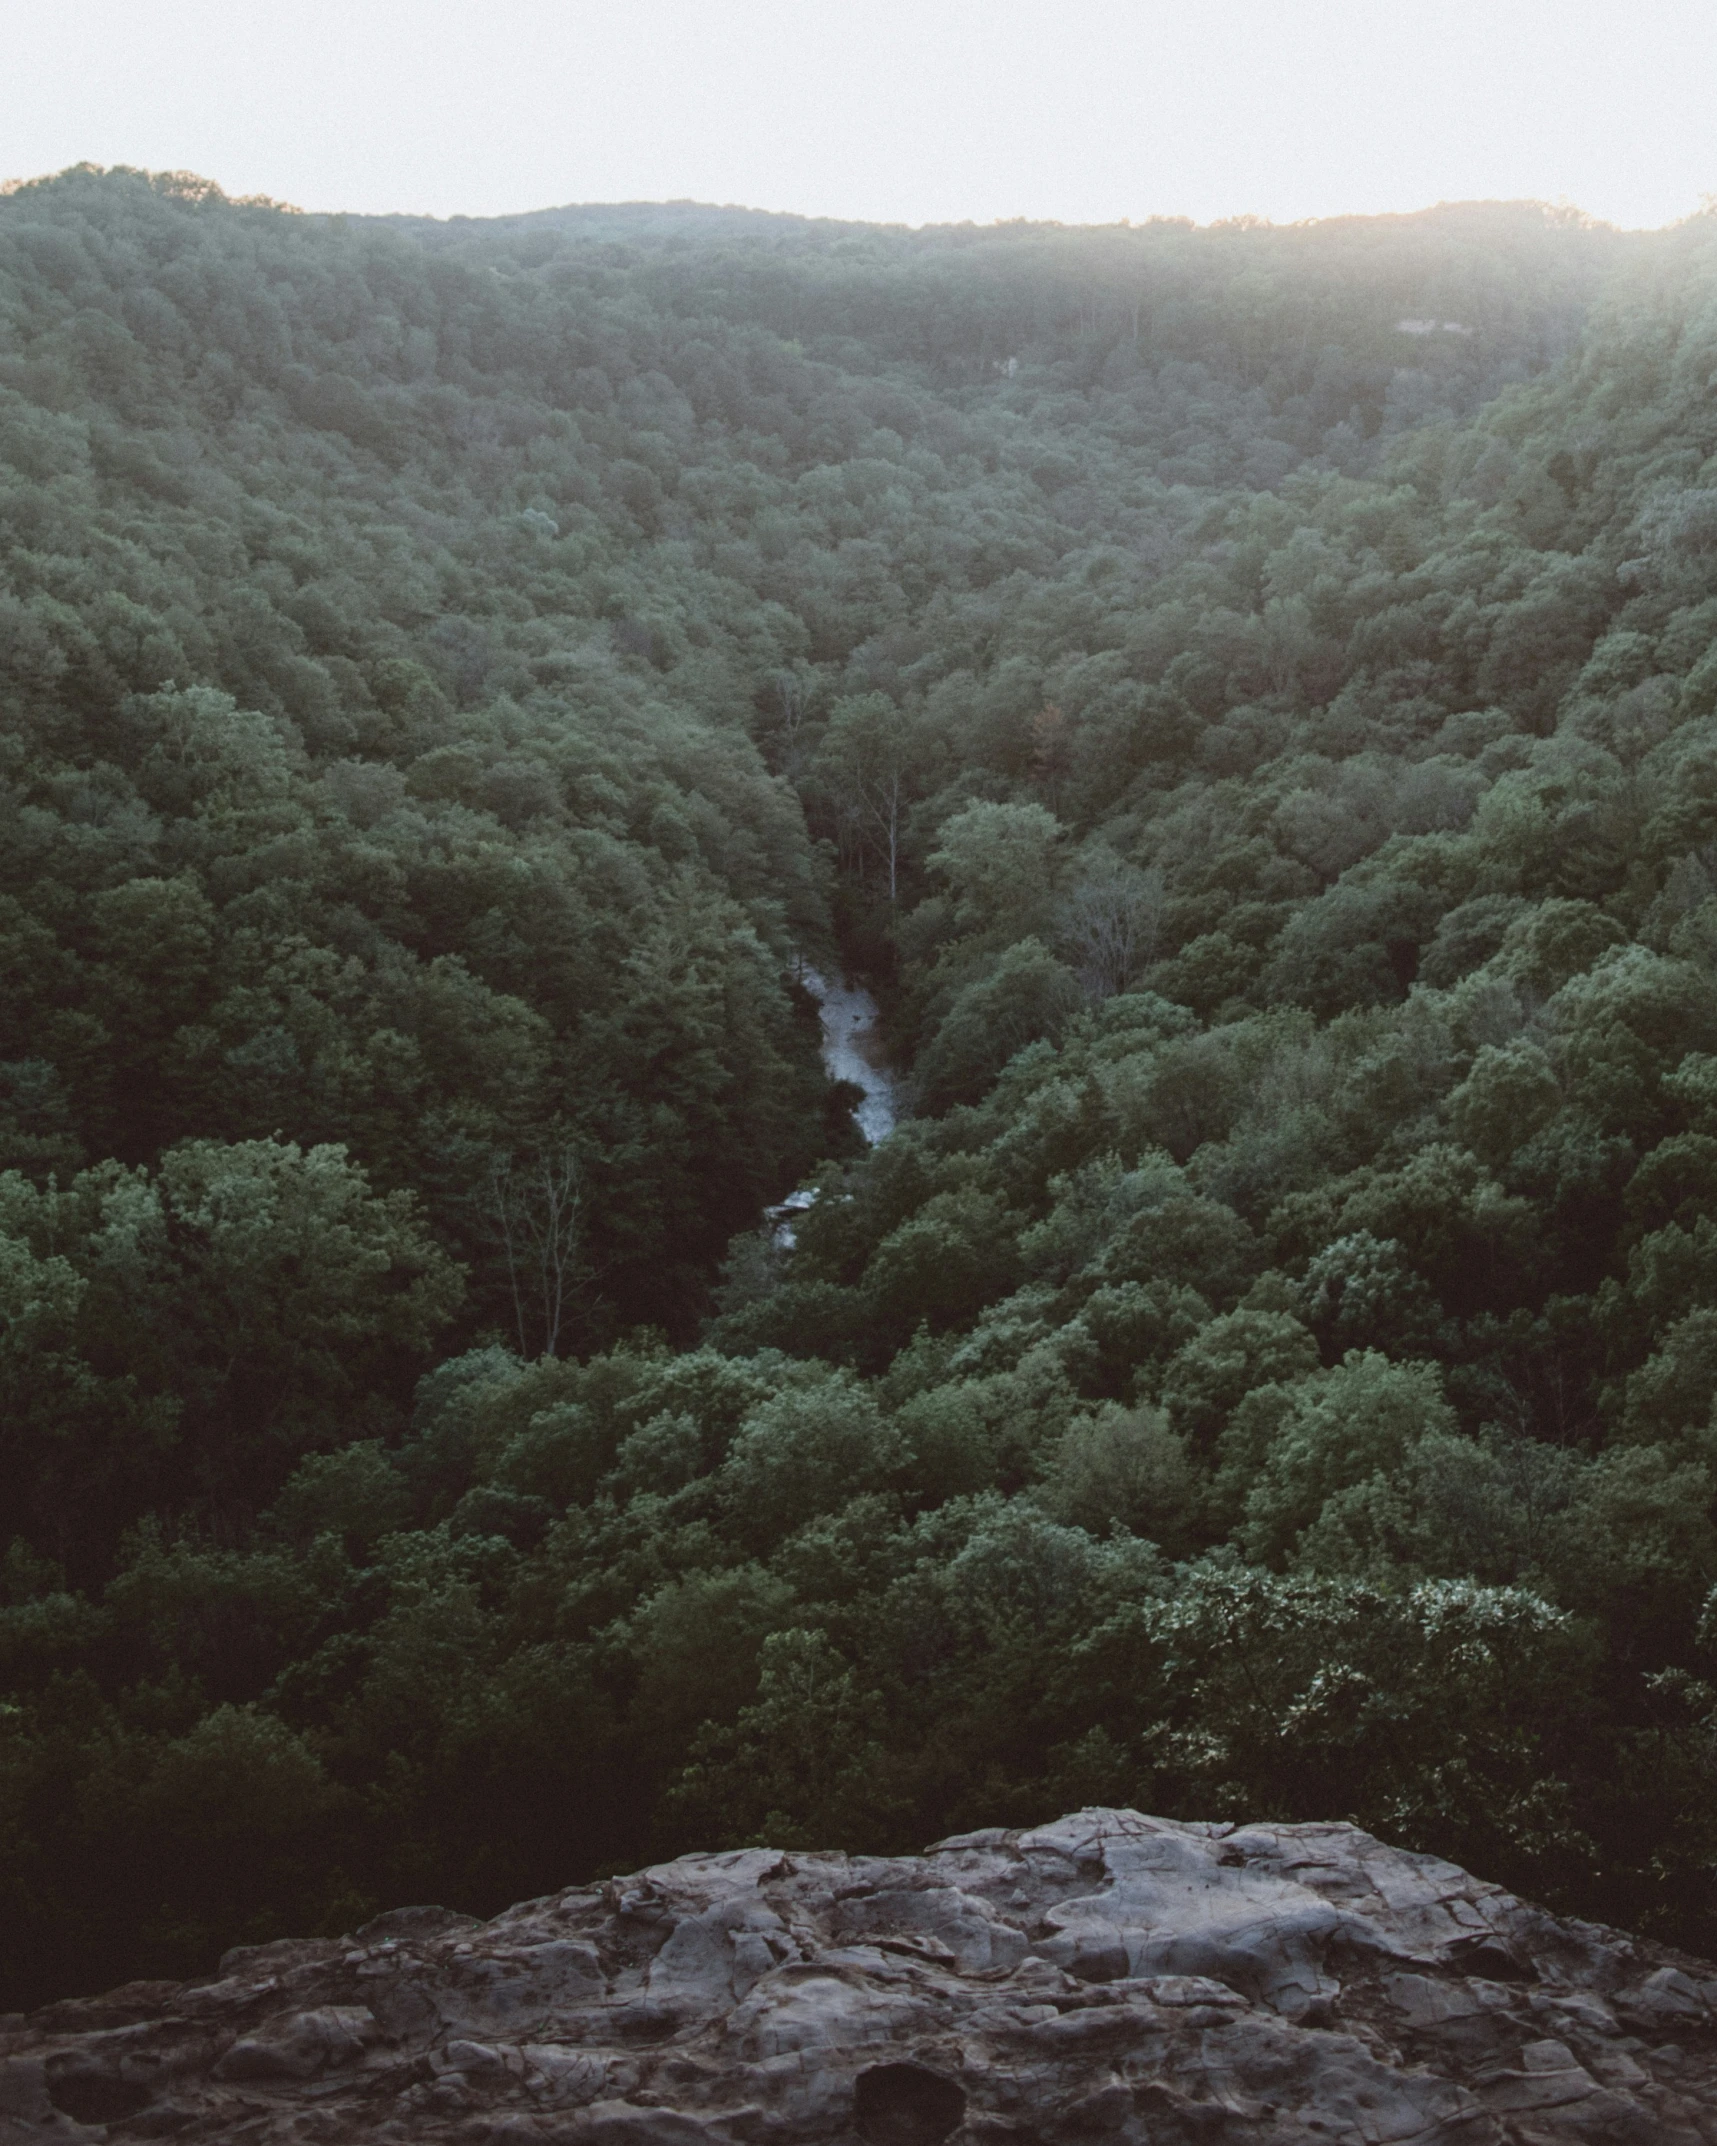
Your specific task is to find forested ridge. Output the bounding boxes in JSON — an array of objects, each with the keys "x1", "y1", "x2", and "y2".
[{"x1": 8, "y1": 165, "x2": 1717, "y2": 2005}]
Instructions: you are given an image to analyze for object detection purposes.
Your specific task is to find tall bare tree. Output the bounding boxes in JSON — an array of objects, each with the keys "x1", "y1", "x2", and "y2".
[
  {"x1": 813, "y1": 692, "x2": 915, "y2": 901},
  {"x1": 1061, "y1": 854, "x2": 1166, "y2": 1000},
  {"x1": 491, "y1": 1141, "x2": 585, "y2": 1358}
]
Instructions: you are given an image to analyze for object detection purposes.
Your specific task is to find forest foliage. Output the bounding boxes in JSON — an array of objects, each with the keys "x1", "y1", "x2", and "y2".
[{"x1": 9, "y1": 166, "x2": 1717, "y2": 2003}]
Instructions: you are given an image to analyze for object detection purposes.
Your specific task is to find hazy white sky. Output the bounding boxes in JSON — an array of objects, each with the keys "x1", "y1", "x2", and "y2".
[{"x1": 4, "y1": 0, "x2": 1711, "y2": 231}]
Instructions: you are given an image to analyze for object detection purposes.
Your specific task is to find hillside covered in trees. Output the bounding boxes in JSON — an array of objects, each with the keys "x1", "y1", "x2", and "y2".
[{"x1": 8, "y1": 166, "x2": 1717, "y2": 2005}]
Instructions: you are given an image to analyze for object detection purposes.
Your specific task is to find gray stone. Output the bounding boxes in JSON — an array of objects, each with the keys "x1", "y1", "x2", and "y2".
[
  {"x1": 5, "y1": 1808, "x2": 1717, "y2": 2141},
  {"x1": 211, "y1": 2004, "x2": 378, "y2": 2079}
]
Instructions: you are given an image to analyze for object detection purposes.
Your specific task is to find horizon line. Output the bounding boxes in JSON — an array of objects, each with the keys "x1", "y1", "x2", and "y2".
[{"x1": 6, "y1": 163, "x2": 1713, "y2": 239}]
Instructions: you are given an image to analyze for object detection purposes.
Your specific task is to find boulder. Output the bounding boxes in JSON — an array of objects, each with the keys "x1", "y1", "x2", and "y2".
[{"x1": 5, "y1": 1808, "x2": 1717, "y2": 2141}]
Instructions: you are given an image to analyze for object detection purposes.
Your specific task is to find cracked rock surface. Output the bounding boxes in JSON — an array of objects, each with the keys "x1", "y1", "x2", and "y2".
[{"x1": 6, "y1": 1807, "x2": 1717, "y2": 2142}]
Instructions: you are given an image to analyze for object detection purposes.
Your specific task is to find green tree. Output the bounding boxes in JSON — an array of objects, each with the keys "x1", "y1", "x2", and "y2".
[{"x1": 813, "y1": 694, "x2": 918, "y2": 900}]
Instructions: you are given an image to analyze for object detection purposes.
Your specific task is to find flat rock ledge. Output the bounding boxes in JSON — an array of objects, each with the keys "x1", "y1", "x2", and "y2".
[{"x1": 6, "y1": 1810, "x2": 1717, "y2": 2144}]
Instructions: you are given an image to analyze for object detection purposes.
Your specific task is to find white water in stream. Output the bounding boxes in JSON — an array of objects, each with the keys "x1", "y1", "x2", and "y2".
[
  {"x1": 766, "y1": 967, "x2": 897, "y2": 1244},
  {"x1": 801, "y1": 966, "x2": 897, "y2": 1145}
]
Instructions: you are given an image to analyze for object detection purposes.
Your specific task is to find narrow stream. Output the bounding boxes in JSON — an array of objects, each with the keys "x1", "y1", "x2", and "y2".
[
  {"x1": 767, "y1": 966, "x2": 897, "y2": 1244},
  {"x1": 800, "y1": 966, "x2": 897, "y2": 1144}
]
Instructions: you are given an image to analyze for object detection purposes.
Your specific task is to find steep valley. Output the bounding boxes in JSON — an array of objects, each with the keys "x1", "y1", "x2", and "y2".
[{"x1": 7, "y1": 170, "x2": 1717, "y2": 2017}]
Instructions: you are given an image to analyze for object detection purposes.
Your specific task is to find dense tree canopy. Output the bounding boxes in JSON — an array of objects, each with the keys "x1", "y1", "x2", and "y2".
[{"x1": 9, "y1": 166, "x2": 1717, "y2": 2005}]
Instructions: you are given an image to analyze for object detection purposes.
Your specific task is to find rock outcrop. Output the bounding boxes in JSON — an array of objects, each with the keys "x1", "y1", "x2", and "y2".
[{"x1": 6, "y1": 1808, "x2": 1717, "y2": 2142}]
